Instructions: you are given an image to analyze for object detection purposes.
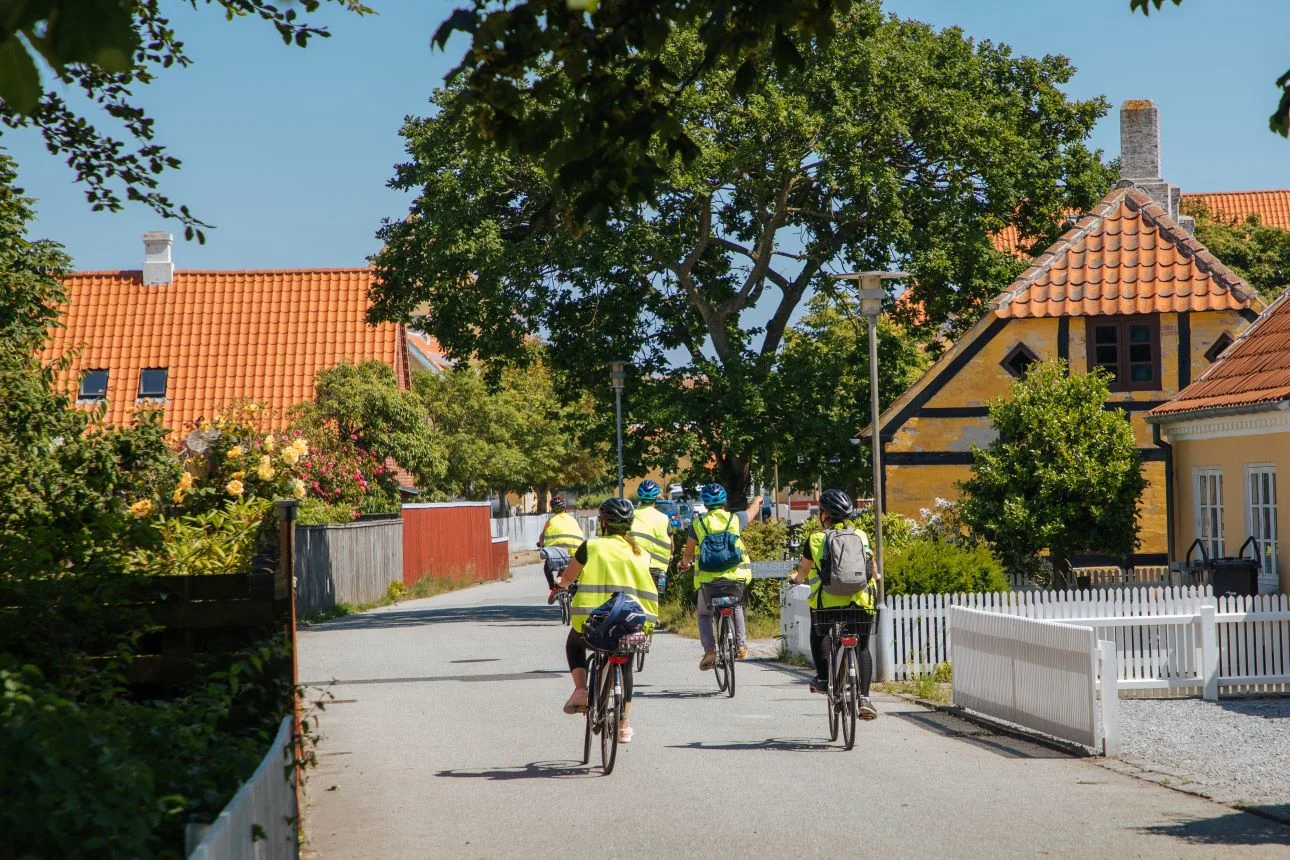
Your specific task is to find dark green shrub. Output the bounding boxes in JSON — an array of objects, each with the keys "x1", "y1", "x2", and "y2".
[{"x1": 884, "y1": 538, "x2": 1009, "y2": 595}]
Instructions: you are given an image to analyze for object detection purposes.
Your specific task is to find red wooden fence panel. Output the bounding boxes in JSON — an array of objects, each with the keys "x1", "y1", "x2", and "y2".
[
  {"x1": 490, "y1": 537, "x2": 510, "y2": 581},
  {"x1": 402, "y1": 502, "x2": 504, "y2": 585}
]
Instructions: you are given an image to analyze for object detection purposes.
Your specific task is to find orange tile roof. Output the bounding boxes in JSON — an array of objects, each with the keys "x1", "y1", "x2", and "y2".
[
  {"x1": 994, "y1": 190, "x2": 1290, "y2": 257},
  {"x1": 1150, "y1": 288, "x2": 1290, "y2": 417},
  {"x1": 407, "y1": 330, "x2": 451, "y2": 373},
  {"x1": 991, "y1": 185, "x2": 1262, "y2": 319},
  {"x1": 42, "y1": 268, "x2": 408, "y2": 435}
]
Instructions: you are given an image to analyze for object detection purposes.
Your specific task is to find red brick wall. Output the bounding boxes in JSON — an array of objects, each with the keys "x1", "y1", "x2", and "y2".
[{"x1": 402, "y1": 502, "x2": 506, "y2": 585}]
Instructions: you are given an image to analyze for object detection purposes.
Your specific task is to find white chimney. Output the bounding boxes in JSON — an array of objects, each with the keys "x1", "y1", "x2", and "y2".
[{"x1": 142, "y1": 231, "x2": 174, "y2": 285}]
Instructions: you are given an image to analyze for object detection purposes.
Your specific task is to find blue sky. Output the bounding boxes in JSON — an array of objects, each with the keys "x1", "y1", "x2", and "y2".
[{"x1": 5, "y1": 0, "x2": 1289, "y2": 272}]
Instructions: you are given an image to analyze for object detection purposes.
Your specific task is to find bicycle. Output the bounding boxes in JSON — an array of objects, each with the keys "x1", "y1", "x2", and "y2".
[
  {"x1": 555, "y1": 585, "x2": 575, "y2": 626},
  {"x1": 581, "y1": 632, "x2": 649, "y2": 775},
  {"x1": 784, "y1": 523, "x2": 804, "y2": 561},
  {"x1": 704, "y1": 579, "x2": 745, "y2": 698},
  {"x1": 635, "y1": 570, "x2": 667, "y2": 672},
  {"x1": 814, "y1": 606, "x2": 876, "y2": 750},
  {"x1": 541, "y1": 547, "x2": 574, "y2": 625}
]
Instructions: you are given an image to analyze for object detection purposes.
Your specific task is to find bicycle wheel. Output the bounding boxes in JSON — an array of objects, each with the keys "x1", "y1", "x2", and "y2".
[
  {"x1": 724, "y1": 618, "x2": 737, "y2": 698},
  {"x1": 712, "y1": 615, "x2": 729, "y2": 693},
  {"x1": 635, "y1": 640, "x2": 646, "y2": 673},
  {"x1": 560, "y1": 596, "x2": 571, "y2": 626},
  {"x1": 600, "y1": 665, "x2": 621, "y2": 775},
  {"x1": 581, "y1": 662, "x2": 595, "y2": 765},
  {"x1": 840, "y1": 647, "x2": 858, "y2": 751},
  {"x1": 826, "y1": 638, "x2": 840, "y2": 742}
]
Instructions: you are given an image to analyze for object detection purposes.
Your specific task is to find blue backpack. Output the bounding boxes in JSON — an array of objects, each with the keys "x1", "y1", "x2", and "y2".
[
  {"x1": 583, "y1": 592, "x2": 647, "y2": 651},
  {"x1": 697, "y1": 513, "x2": 743, "y2": 572}
]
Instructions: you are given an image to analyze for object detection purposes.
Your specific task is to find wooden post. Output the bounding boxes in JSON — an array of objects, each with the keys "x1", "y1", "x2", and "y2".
[
  {"x1": 275, "y1": 499, "x2": 301, "y2": 816},
  {"x1": 1200, "y1": 604, "x2": 1219, "y2": 701},
  {"x1": 1099, "y1": 640, "x2": 1120, "y2": 757}
]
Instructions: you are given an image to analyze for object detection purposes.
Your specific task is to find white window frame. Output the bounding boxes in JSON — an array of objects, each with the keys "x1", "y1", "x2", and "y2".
[
  {"x1": 1193, "y1": 467, "x2": 1224, "y2": 560},
  {"x1": 1245, "y1": 464, "x2": 1278, "y2": 586}
]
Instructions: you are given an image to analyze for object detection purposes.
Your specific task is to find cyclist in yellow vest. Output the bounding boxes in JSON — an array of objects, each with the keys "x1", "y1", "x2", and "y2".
[
  {"x1": 629, "y1": 480, "x2": 674, "y2": 594},
  {"x1": 554, "y1": 497, "x2": 658, "y2": 744},
  {"x1": 788, "y1": 488, "x2": 878, "y2": 719},
  {"x1": 677, "y1": 483, "x2": 757, "y2": 669},
  {"x1": 538, "y1": 495, "x2": 584, "y2": 603}
]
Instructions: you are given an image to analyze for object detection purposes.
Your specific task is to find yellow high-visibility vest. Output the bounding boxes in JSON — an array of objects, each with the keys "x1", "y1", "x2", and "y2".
[
  {"x1": 692, "y1": 509, "x2": 751, "y2": 586},
  {"x1": 541, "y1": 512, "x2": 584, "y2": 551},
  {"x1": 571, "y1": 536, "x2": 658, "y2": 634},
  {"x1": 806, "y1": 525, "x2": 875, "y2": 610},
  {"x1": 630, "y1": 504, "x2": 673, "y2": 571}
]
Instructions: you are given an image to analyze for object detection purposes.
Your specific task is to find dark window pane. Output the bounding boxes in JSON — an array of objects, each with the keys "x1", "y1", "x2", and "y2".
[
  {"x1": 1129, "y1": 343, "x2": 1152, "y2": 363},
  {"x1": 138, "y1": 368, "x2": 168, "y2": 398},
  {"x1": 1096, "y1": 345, "x2": 1118, "y2": 363},
  {"x1": 1094, "y1": 326, "x2": 1119, "y2": 344},
  {"x1": 1129, "y1": 324, "x2": 1151, "y2": 343},
  {"x1": 79, "y1": 369, "x2": 108, "y2": 399},
  {"x1": 1130, "y1": 364, "x2": 1153, "y2": 382},
  {"x1": 1099, "y1": 364, "x2": 1119, "y2": 381}
]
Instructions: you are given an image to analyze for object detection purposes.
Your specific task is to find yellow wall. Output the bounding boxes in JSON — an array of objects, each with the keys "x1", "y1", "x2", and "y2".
[
  {"x1": 886, "y1": 463, "x2": 974, "y2": 518},
  {"x1": 1169, "y1": 430, "x2": 1289, "y2": 593}
]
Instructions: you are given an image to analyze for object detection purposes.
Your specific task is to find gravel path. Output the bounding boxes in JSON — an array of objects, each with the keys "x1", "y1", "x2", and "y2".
[{"x1": 1116, "y1": 697, "x2": 1290, "y2": 811}]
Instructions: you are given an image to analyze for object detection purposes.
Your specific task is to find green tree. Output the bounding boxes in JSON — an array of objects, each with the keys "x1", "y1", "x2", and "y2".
[
  {"x1": 291, "y1": 359, "x2": 445, "y2": 490},
  {"x1": 956, "y1": 360, "x2": 1147, "y2": 585},
  {"x1": 414, "y1": 351, "x2": 607, "y2": 504},
  {"x1": 761, "y1": 289, "x2": 929, "y2": 493},
  {"x1": 1184, "y1": 200, "x2": 1290, "y2": 301},
  {"x1": 1131, "y1": 1, "x2": 1289, "y2": 136},
  {"x1": 0, "y1": 1, "x2": 370, "y2": 238},
  {"x1": 374, "y1": 7, "x2": 1111, "y2": 500}
]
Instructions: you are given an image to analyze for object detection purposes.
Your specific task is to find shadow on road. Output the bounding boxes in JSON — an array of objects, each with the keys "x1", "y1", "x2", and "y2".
[
  {"x1": 667, "y1": 738, "x2": 839, "y2": 753},
  {"x1": 1135, "y1": 810, "x2": 1290, "y2": 846},
  {"x1": 634, "y1": 687, "x2": 721, "y2": 700},
  {"x1": 436, "y1": 760, "x2": 601, "y2": 781},
  {"x1": 299, "y1": 669, "x2": 564, "y2": 687},
  {"x1": 302, "y1": 604, "x2": 555, "y2": 631},
  {"x1": 892, "y1": 710, "x2": 1072, "y2": 760}
]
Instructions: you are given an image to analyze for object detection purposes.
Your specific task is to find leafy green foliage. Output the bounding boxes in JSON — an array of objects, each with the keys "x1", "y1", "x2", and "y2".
[
  {"x1": 883, "y1": 539, "x2": 1008, "y2": 595},
  {"x1": 297, "y1": 496, "x2": 358, "y2": 525},
  {"x1": 414, "y1": 350, "x2": 608, "y2": 500},
  {"x1": 957, "y1": 360, "x2": 1147, "y2": 582},
  {"x1": 0, "y1": 1, "x2": 371, "y2": 237},
  {"x1": 1130, "y1": 0, "x2": 1288, "y2": 136},
  {"x1": 126, "y1": 500, "x2": 271, "y2": 577},
  {"x1": 376, "y1": 7, "x2": 1111, "y2": 499},
  {"x1": 741, "y1": 518, "x2": 789, "y2": 562},
  {"x1": 1184, "y1": 200, "x2": 1290, "y2": 301}
]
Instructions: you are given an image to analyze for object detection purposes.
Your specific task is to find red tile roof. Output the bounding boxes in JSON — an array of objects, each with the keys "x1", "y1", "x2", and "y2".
[
  {"x1": 991, "y1": 185, "x2": 1262, "y2": 319},
  {"x1": 994, "y1": 190, "x2": 1290, "y2": 257},
  {"x1": 1150, "y1": 288, "x2": 1290, "y2": 417},
  {"x1": 42, "y1": 268, "x2": 407, "y2": 435},
  {"x1": 407, "y1": 330, "x2": 451, "y2": 373}
]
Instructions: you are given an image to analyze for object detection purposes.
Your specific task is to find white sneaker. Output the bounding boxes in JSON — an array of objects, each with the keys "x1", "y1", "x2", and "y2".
[
  {"x1": 618, "y1": 722, "x2": 633, "y2": 743},
  {"x1": 858, "y1": 696, "x2": 878, "y2": 720}
]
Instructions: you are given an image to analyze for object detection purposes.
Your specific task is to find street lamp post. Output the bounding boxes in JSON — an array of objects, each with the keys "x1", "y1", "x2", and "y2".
[
  {"x1": 610, "y1": 361, "x2": 627, "y2": 499},
  {"x1": 833, "y1": 271, "x2": 908, "y2": 608}
]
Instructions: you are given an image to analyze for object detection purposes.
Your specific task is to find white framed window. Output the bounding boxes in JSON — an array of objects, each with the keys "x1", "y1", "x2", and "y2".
[
  {"x1": 1194, "y1": 468, "x2": 1224, "y2": 559},
  {"x1": 1246, "y1": 465, "x2": 1278, "y2": 585}
]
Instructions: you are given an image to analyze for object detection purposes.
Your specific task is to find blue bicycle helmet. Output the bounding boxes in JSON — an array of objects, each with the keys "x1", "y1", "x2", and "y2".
[
  {"x1": 699, "y1": 483, "x2": 728, "y2": 508},
  {"x1": 637, "y1": 480, "x2": 661, "y2": 502}
]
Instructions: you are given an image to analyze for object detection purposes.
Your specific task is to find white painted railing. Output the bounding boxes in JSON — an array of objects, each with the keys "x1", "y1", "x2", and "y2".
[{"x1": 188, "y1": 717, "x2": 297, "y2": 860}]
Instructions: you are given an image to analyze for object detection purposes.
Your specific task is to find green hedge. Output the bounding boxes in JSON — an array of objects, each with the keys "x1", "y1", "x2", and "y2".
[{"x1": 883, "y1": 538, "x2": 1009, "y2": 595}]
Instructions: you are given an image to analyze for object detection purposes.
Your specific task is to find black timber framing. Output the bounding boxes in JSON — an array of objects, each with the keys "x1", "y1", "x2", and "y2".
[
  {"x1": 1240, "y1": 308, "x2": 1260, "y2": 323},
  {"x1": 886, "y1": 447, "x2": 1167, "y2": 466},
  {"x1": 1057, "y1": 317, "x2": 1069, "y2": 365},
  {"x1": 917, "y1": 401, "x2": 1168, "y2": 419},
  {"x1": 1178, "y1": 312, "x2": 1191, "y2": 389}
]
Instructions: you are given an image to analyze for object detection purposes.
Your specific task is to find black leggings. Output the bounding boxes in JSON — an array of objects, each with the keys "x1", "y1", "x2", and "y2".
[
  {"x1": 565, "y1": 628, "x2": 634, "y2": 702},
  {"x1": 809, "y1": 621, "x2": 872, "y2": 698}
]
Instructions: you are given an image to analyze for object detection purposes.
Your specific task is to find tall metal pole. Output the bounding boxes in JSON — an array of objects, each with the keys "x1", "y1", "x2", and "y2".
[
  {"x1": 615, "y1": 386, "x2": 624, "y2": 499},
  {"x1": 868, "y1": 312, "x2": 885, "y2": 606}
]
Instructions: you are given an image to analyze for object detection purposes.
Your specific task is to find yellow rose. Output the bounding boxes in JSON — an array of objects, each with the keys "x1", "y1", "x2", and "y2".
[
  {"x1": 226, "y1": 479, "x2": 244, "y2": 497},
  {"x1": 291, "y1": 478, "x2": 306, "y2": 500},
  {"x1": 231, "y1": 470, "x2": 246, "y2": 481},
  {"x1": 227, "y1": 445, "x2": 243, "y2": 460},
  {"x1": 128, "y1": 499, "x2": 154, "y2": 518},
  {"x1": 177, "y1": 472, "x2": 194, "y2": 491},
  {"x1": 264, "y1": 434, "x2": 277, "y2": 452},
  {"x1": 171, "y1": 490, "x2": 185, "y2": 504},
  {"x1": 281, "y1": 448, "x2": 300, "y2": 466},
  {"x1": 257, "y1": 462, "x2": 275, "y2": 481},
  {"x1": 248, "y1": 403, "x2": 260, "y2": 412},
  {"x1": 199, "y1": 419, "x2": 213, "y2": 432},
  {"x1": 290, "y1": 438, "x2": 308, "y2": 456}
]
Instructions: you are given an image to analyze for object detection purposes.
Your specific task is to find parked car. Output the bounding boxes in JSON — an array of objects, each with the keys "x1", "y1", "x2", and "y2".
[{"x1": 655, "y1": 499, "x2": 684, "y2": 532}]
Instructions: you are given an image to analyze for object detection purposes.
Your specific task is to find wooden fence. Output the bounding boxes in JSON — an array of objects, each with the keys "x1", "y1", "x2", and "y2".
[
  {"x1": 403, "y1": 502, "x2": 509, "y2": 585},
  {"x1": 187, "y1": 716, "x2": 298, "y2": 859},
  {"x1": 1007, "y1": 565, "x2": 1173, "y2": 590},
  {"x1": 295, "y1": 519, "x2": 403, "y2": 617}
]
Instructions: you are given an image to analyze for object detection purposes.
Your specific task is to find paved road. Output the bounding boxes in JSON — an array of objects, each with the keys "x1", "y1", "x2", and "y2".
[{"x1": 298, "y1": 566, "x2": 1290, "y2": 859}]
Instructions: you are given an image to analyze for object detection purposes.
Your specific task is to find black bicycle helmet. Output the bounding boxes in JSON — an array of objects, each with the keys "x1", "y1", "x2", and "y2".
[
  {"x1": 550, "y1": 494, "x2": 567, "y2": 512},
  {"x1": 819, "y1": 488, "x2": 854, "y2": 521},
  {"x1": 598, "y1": 497, "x2": 635, "y2": 532}
]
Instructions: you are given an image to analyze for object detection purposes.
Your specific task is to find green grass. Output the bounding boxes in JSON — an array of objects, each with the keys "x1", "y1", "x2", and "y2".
[
  {"x1": 299, "y1": 571, "x2": 511, "y2": 624},
  {"x1": 657, "y1": 600, "x2": 780, "y2": 640},
  {"x1": 876, "y1": 663, "x2": 953, "y2": 704}
]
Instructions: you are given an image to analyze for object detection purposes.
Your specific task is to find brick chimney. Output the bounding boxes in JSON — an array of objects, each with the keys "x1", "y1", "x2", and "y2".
[
  {"x1": 1119, "y1": 100, "x2": 1192, "y2": 231},
  {"x1": 142, "y1": 231, "x2": 174, "y2": 286}
]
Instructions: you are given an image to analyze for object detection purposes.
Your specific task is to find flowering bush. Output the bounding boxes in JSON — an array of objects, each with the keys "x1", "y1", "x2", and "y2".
[
  {"x1": 173, "y1": 405, "x2": 312, "y2": 515},
  {"x1": 294, "y1": 432, "x2": 399, "y2": 515}
]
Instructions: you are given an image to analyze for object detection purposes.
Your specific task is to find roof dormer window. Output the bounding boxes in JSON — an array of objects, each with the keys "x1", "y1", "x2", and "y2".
[
  {"x1": 78, "y1": 369, "x2": 108, "y2": 400},
  {"x1": 1204, "y1": 333, "x2": 1234, "y2": 364}
]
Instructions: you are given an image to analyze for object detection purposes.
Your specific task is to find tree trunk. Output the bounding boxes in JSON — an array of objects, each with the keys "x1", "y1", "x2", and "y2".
[
  {"x1": 536, "y1": 484, "x2": 549, "y2": 514},
  {"x1": 717, "y1": 451, "x2": 752, "y2": 506}
]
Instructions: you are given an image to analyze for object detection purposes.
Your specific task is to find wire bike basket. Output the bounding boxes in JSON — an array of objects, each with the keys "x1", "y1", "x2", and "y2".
[{"x1": 811, "y1": 607, "x2": 877, "y2": 638}]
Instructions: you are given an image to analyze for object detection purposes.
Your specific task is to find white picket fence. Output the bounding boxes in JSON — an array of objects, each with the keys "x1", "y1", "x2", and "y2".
[
  {"x1": 887, "y1": 588, "x2": 1290, "y2": 697},
  {"x1": 188, "y1": 717, "x2": 297, "y2": 859}
]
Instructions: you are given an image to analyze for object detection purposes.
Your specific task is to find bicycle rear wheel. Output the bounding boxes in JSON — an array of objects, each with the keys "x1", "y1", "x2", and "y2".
[
  {"x1": 600, "y1": 665, "x2": 621, "y2": 775},
  {"x1": 840, "y1": 647, "x2": 858, "y2": 751},
  {"x1": 826, "y1": 638, "x2": 840, "y2": 742},
  {"x1": 560, "y1": 597, "x2": 571, "y2": 626},
  {"x1": 635, "y1": 640, "x2": 646, "y2": 673},
  {"x1": 581, "y1": 662, "x2": 595, "y2": 765},
  {"x1": 712, "y1": 616, "x2": 730, "y2": 693},
  {"x1": 724, "y1": 620, "x2": 737, "y2": 698}
]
